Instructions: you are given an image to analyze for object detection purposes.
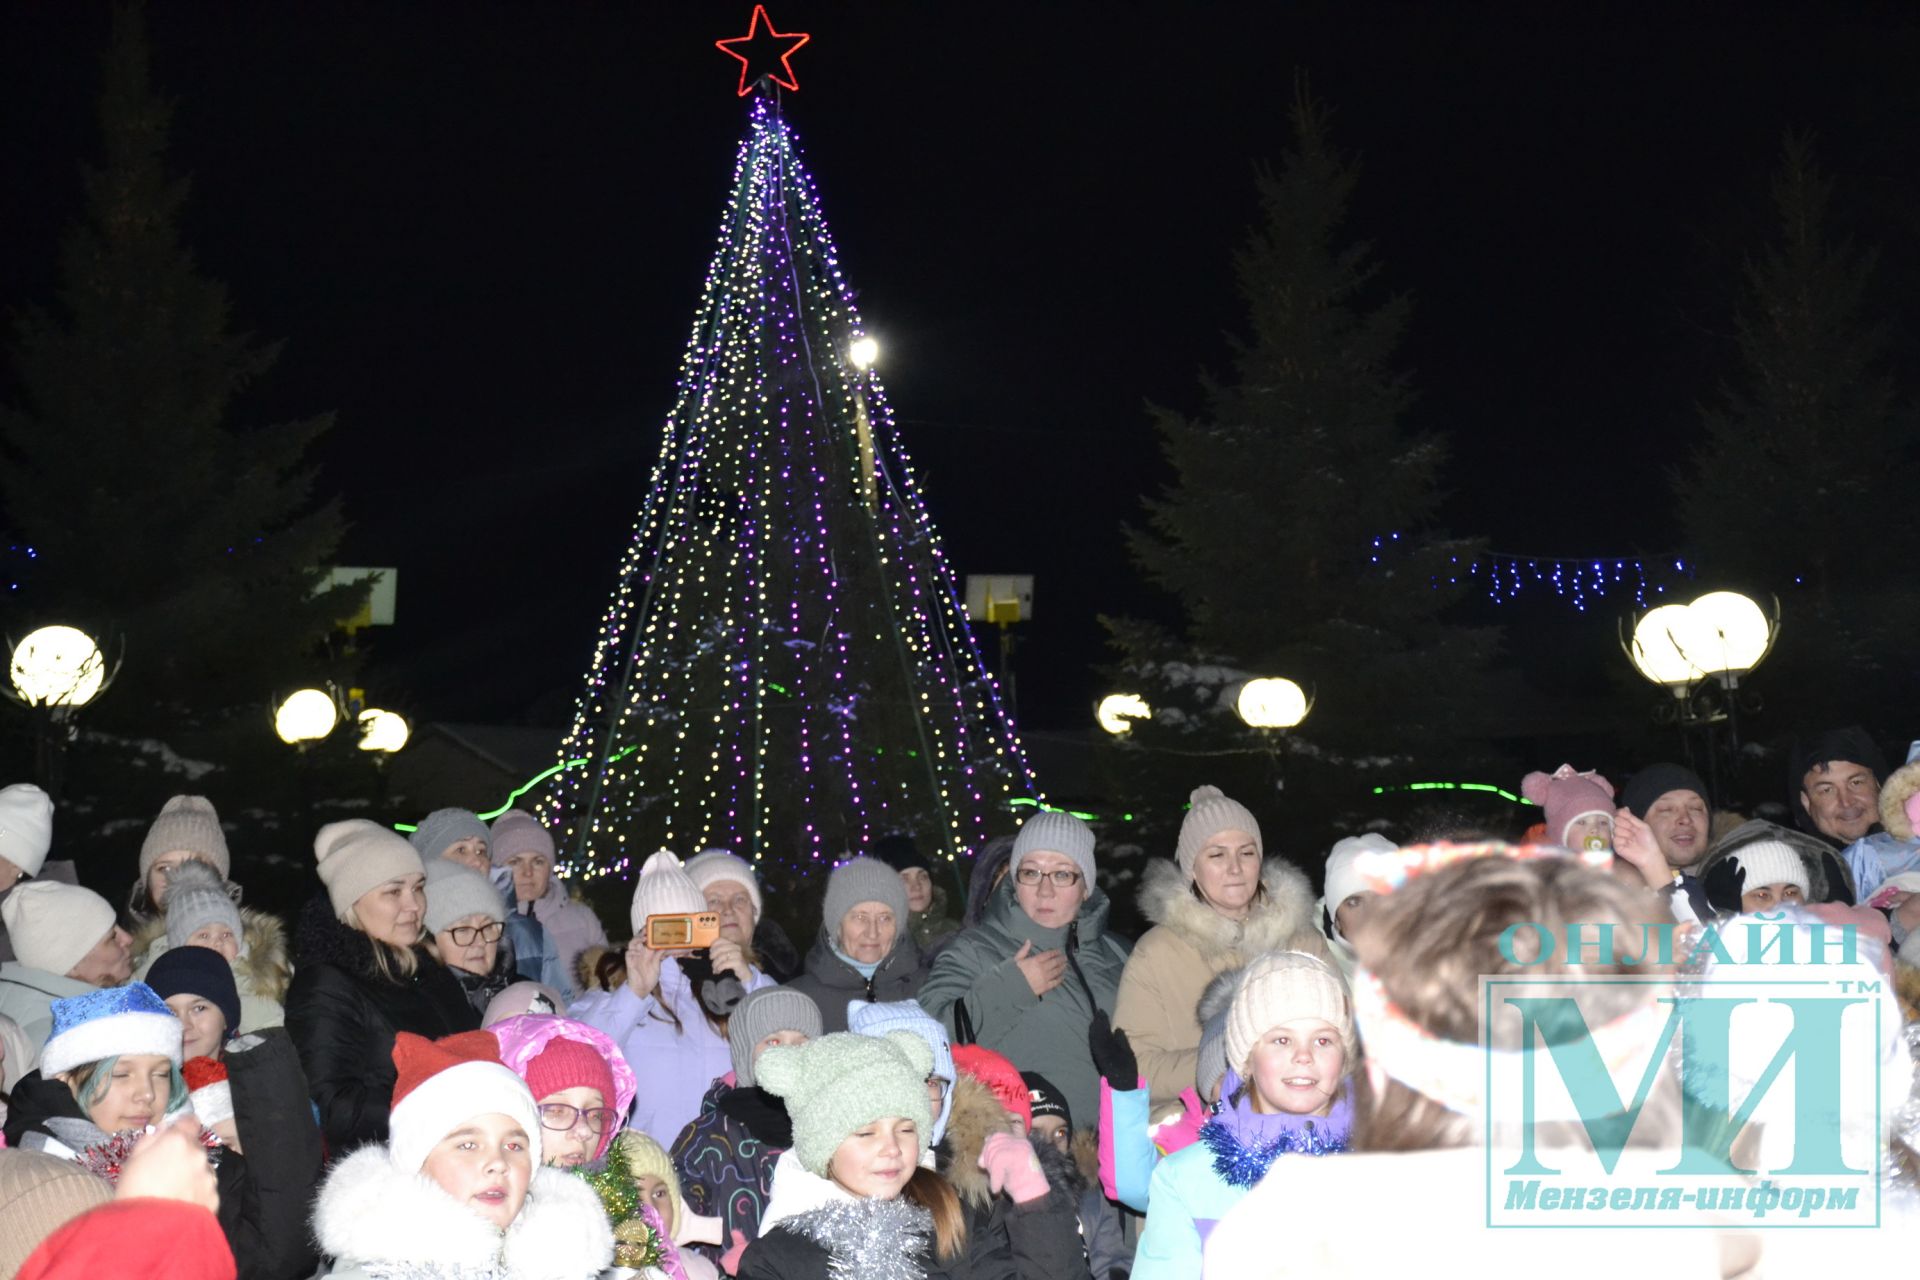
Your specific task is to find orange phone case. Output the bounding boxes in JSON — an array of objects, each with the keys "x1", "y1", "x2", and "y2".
[{"x1": 644, "y1": 912, "x2": 722, "y2": 949}]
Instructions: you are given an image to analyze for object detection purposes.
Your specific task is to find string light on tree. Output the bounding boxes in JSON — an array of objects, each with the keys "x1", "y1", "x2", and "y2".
[
  {"x1": 1369, "y1": 532, "x2": 1697, "y2": 610},
  {"x1": 537, "y1": 47, "x2": 1034, "y2": 882}
]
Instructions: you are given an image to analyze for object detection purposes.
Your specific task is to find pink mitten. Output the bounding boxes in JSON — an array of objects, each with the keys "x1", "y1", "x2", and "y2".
[
  {"x1": 978, "y1": 1131, "x2": 1050, "y2": 1204},
  {"x1": 720, "y1": 1228, "x2": 749, "y2": 1277}
]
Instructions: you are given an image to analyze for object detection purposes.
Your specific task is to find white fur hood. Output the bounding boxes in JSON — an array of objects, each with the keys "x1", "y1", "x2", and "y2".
[
  {"x1": 314, "y1": 1145, "x2": 613, "y2": 1280},
  {"x1": 1136, "y1": 856, "x2": 1323, "y2": 964},
  {"x1": 758, "y1": 1148, "x2": 854, "y2": 1235}
]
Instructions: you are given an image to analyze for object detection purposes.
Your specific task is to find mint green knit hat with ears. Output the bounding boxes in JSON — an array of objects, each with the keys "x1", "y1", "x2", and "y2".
[{"x1": 755, "y1": 1030, "x2": 934, "y2": 1176}]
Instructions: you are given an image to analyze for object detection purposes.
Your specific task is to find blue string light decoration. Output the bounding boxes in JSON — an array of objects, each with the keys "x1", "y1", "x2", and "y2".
[{"x1": 1370, "y1": 533, "x2": 1696, "y2": 611}]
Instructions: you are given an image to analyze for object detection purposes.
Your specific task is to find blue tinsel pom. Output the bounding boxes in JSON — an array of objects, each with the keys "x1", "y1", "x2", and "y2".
[{"x1": 1199, "y1": 1115, "x2": 1349, "y2": 1188}]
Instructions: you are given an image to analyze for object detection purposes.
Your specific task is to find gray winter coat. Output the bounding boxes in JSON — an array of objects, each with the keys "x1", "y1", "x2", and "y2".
[{"x1": 917, "y1": 880, "x2": 1130, "y2": 1128}]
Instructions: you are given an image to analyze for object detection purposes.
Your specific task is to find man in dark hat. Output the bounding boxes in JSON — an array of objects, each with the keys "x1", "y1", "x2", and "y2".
[{"x1": 1789, "y1": 727, "x2": 1892, "y2": 899}]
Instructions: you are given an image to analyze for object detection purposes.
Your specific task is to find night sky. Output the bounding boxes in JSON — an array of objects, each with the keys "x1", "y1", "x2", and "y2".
[{"x1": 3, "y1": 2, "x2": 1916, "y2": 734}]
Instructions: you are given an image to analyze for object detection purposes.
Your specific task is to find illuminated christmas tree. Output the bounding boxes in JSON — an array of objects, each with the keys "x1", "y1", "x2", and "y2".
[{"x1": 539, "y1": 57, "x2": 1032, "y2": 882}]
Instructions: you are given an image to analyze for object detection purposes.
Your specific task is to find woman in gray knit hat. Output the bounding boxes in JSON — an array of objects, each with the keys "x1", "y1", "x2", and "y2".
[
  {"x1": 917, "y1": 812, "x2": 1131, "y2": 1132},
  {"x1": 782, "y1": 858, "x2": 928, "y2": 1035}
]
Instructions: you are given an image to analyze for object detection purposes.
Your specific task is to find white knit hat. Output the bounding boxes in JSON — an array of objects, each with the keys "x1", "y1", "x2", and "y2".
[
  {"x1": 1322, "y1": 834, "x2": 1395, "y2": 916},
  {"x1": 1730, "y1": 840, "x2": 1810, "y2": 900},
  {"x1": 0, "y1": 783, "x2": 54, "y2": 878},
  {"x1": 629, "y1": 850, "x2": 707, "y2": 933},
  {"x1": 685, "y1": 849, "x2": 764, "y2": 919},
  {"x1": 0, "y1": 881, "x2": 116, "y2": 978},
  {"x1": 423, "y1": 859, "x2": 508, "y2": 935},
  {"x1": 1223, "y1": 950, "x2": 1354, "y2": 1076},
  {"x1": 315, "y1": 820, "x2": 425, "y2": 920},
  {"x1": 41, "y1": 983, "x2": 183, "y2": 1077},
  {"x1": 1175, "y1": 786, "x2": 1262, "y2": 879}
]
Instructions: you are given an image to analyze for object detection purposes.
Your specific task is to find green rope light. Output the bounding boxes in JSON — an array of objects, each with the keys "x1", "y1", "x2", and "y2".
[
  {"x1": 392, "y1": 745, "x2": 641, "y2": 832},
  {"x1": 1370, "y1": 781, "x2": 1534, "y2": 805}
]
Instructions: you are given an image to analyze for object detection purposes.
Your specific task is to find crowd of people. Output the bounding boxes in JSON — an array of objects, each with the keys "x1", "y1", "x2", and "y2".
[{"x1": 0, "y1": 724, "x2": 1914, "y2": 1278}]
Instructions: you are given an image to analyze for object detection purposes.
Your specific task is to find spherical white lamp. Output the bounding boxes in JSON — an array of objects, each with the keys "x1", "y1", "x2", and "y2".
[
  {"x1": 357, "y1": 708, "x2": 410, "y2": 754},
  {"x1": 1096, "y1": 693, "x2": 1152, "y2": 736},
  {"x1": 9, "y1": 625, "x2": 106, "y2": 709},
  {"x1": 1234, "y1": 677, "x2": 1310, "y2": 730},
  {"x1": 1682, "y1": 591, "x2": 1772, "y2": 678},
  {"x1": 274, "y1": 688, "x2": 339, "y2": 745},
  {"x1": 1627, "y1": 604, "x2": 1704, "y2": 689},
  {"x1": 849, "y1": 336, "x2": 879, "y2": 371}
]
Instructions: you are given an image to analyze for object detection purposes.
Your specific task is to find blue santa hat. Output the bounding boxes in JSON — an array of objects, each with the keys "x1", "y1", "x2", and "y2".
[{"x1": 41, "y1": 983, "x2": 184, "y2": 1077}]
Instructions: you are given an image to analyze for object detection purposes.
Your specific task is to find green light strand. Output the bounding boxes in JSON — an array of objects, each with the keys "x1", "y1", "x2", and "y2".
[
  {"x1": 393, "y1": 745, "x2": 642, "y2": 833},
  {"x1": 1369, "y1": 781, "x2": 1533, "y2": 805}
]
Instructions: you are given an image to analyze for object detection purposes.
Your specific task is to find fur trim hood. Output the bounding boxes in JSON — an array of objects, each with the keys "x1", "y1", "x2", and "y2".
[
  {"x1": 133, "y1": 906, "x2": 293, "y2": 1001},
  {"x1": 1881, "y1": 759, "x2": 1920, "y2": 841},
  {"x1": 933, "y1": 1074, "x2": 1073, "y2": 1220},
  {"x1": 313, "y1": 1145, "x2": 613, "y2": 1280},
  {"x1": 1136, "y1": 857, "x2": 1323, "y2": 965}
]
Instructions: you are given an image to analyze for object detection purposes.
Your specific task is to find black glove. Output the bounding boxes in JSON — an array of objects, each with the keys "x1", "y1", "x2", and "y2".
[
  {"x1": 677, "y1": 954, "x2": 745, "y2": 1017},
  {"x1": 1087, "y1": 1010, "x2": 1138, "y2": 1085}
]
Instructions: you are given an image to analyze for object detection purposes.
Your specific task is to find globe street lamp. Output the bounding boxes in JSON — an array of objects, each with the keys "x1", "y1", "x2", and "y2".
[
  {"x1": 1096, "y1": 693, "x2": 1152, "y2": 736},
  {"x1": 7, "y1": 624, "x2": 118, "y2": 801},
  {"x1": 1623, "y1": 590, "x2": 1779, "y2": 789},
  {"x1": 274, "y1": 688, "x2": 340, "y2": 746},
  {"x1": 1233, "y1": 677, "x2": 1312, "y2": 730},
  {"x1": 9, "y1": 625, "x2": 108, "y2": 710},
  {"x1": 357, "y1": 708, "x2": 410, "y2": 754}
]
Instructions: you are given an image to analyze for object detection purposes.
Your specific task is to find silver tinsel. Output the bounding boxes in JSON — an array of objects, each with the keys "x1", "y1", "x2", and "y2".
[{"x1": 784, "y1": 1198, "x2": 933, "y2": 1280}]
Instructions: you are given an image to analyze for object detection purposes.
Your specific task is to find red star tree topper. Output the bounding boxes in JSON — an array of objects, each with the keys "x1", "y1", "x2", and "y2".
[{"x1": 715, "y1": 5, "x2": 811, "y2": 97}]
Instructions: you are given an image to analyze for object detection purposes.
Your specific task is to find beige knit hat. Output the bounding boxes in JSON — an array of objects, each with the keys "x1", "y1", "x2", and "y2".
[
  {"x1": 140, "y1": 795, "x2": 231, "y2": 880},
  {"x1": 0, "y1": 881, "x2": 117, "y2": 978},
  {"x1": 315, "y1": 819, "x2": 425, "y2": 920},
  {"x1": 629, "y1": 850, "x2": 707, "y2": 932},
  {"x1": 1174, "y1": 785, "x2": 1263, "y2": 879},
  {"x1": 1223, "y1": 950, "x2": 1354, "y2": 1076},
  {"x1": 685, "y1": 849, "x2": 764, "y2": 919},
  {"x1": 0, "y1": 1149, "x2": 114, "y2": 1277}
]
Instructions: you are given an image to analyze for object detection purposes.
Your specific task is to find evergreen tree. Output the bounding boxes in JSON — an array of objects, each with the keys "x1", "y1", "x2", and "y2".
[
  {"x1": 1675, "y1": 133, "x2": 1919, "y2": 729},
  {"x1": 1112, "y1": 83, "x2": 1498, "y2": 781},
  {"x1": 0, "y1": 6, "x2": 359, "y2": 715}
]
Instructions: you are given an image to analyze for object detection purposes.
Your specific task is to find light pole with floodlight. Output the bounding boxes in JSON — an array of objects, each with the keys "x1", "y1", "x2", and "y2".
[{"x1": 6, "y1": 624, "x2": 119, "y2": 801}]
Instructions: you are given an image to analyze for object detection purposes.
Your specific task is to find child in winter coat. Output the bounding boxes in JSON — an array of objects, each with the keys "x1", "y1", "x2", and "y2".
[
  {"x1": 489, "y1": 1013, "x2": 637, "y2": 1168},
  {"x1": 1019, "y1": 1073, "x2": 1131, "y2": 1280},
  {"x1": 1132, "y1": 951, "x2": 1353, "y2": 1278},
  {"x1": 128, "y1": 800, "x2": 292, "y2": 1035},
  {"x1": 616, "y1": 1131, "x2": 723, "y2": 1280},
  {"x1": 572, "y1": 852, "x2": 772, "y2": 1145},
  {"x1": 0, "y1": 984, "x2": 273, "y2": 1278},
  {"x1": 741, "y1": 1032, "x2": 1084, "y2": 1280},
  {"x1": 312, "y1": 1030, "x2": 613, "y2": 1280},
  {"x1": 150, "y1": 946, "x2": 324, "y2": 1278},
  {"x1": 671, "y1": 987, "x2": 823, "y2": 1260}
]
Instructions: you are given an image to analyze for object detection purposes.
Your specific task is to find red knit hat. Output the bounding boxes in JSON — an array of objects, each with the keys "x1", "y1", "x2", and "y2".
[
  {"x1": 952, "y1": 1044, "x2": 1032, "y2": 1129},
  {"x1": 523, "y1": 1035, "x2": 618, "y2": 1158},
  {"x1": 388, "y1": 1031, "x2": 541, "y2": 1173}
]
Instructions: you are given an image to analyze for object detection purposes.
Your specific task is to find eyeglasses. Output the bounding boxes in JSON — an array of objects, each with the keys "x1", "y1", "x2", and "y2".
[
  {"x1": 1013, "y1": 867, "x2": 1084, "y2": 888},
  {"x1": 537, "y1": 1103, "x2": 618, "y2": 1134},
  {"x1": 444, "y1": 921, "x2": 506, "y2": 946}
]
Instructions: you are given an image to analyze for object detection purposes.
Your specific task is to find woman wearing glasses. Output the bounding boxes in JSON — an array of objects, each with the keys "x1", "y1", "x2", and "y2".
[
  {"x1": 918, "y1": 811, "x2": 1131, "y2": 1130},
  {"x1": 425, "y1": 861, "x2": 517, "y2": 1018}
]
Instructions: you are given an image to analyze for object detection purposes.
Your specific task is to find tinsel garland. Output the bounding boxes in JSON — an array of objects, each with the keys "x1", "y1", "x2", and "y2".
[
  {"x1": 784, "y1": 1198, "x2": 932, "y2": 1280},
  {"x1": 573, "y1": 1161, "x2": 665, "y2": 1270},
  {"x1": 74, "y1": 1126, "x2": 224, "y2": 1186},
  {"x1": 1198, "y1": 1116, "x2": 1348, "y2": 1189}
]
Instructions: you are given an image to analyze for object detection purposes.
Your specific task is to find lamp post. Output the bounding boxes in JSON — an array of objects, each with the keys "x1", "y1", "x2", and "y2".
[
  {"x1": 1623, "y1": 590, "x2": 1778, "y2": 796},
  {"x1": 7, "y1": 624, "x2": 116, "y2": 801},
  {"x1": 357, "y1": 708, "x2": 410, "y2": 755},
  {"x1": 1231, "y1": 676, "x2": 1312, "y2": 794},
  {"x1": 274, "y1": 688, "x2": 340, "y2": 747}
]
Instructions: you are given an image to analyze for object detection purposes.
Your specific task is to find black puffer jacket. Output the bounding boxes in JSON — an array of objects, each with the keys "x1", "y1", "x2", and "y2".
[
  {"x1": 285, "y1": 895, "x2": 477, "y2": 1156},
  {"x1": 782, "y1": 928, "x2": 927, "y2": 1034},
  {"x1": 226, "y1": 1027, "x2": 325, "y2": 1278},
  {"x1": 3, "y1": 1070, "x2": 273, "y2": 1278}
]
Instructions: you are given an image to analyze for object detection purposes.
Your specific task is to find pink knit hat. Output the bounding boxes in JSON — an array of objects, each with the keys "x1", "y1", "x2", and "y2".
[{"x1": 1521, "y1": 765, "x2": 1616, "y2": 849}]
